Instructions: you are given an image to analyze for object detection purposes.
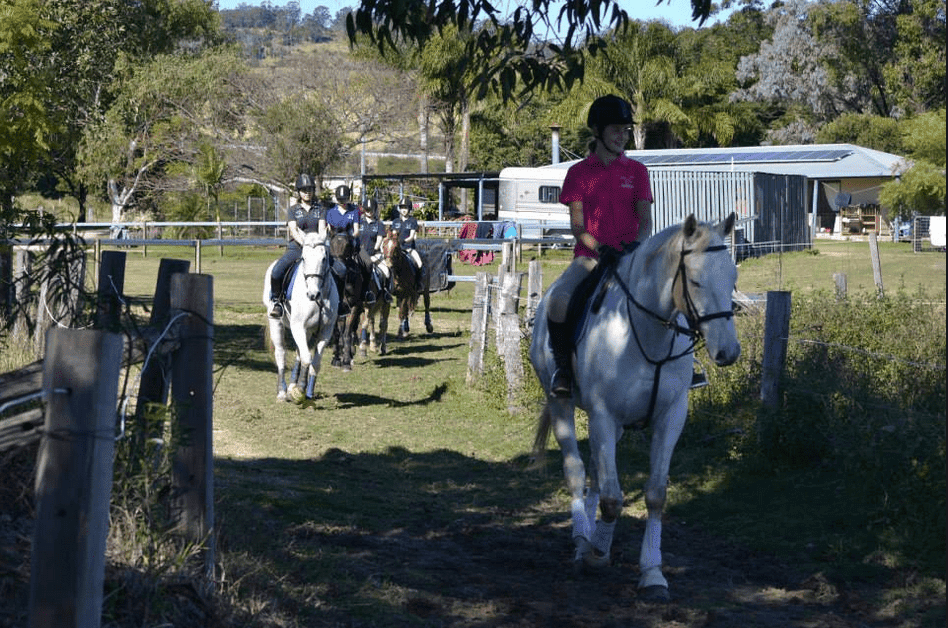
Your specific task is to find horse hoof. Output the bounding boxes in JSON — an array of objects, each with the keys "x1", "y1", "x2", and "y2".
[
  {"x1": 637, "y1": 585, "x2": 671, "y2": 603},
  {"x1": 287, "y1": 386, "x2": 306, "y2": 404},
  {"x1": 342, "y1": 364, "x2": 352, "y2": 373},
  {"x1": 582, "y1": 549, "x2": 610, "y2": 570},
  {"x1": 425, "y1": 323, "x2": 434, "y2": 333},
  {"x1": 277, "y1": 391, "x2": 287, "y2": 402}
]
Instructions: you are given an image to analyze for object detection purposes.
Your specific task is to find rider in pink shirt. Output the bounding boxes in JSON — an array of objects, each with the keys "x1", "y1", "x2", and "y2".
[{"x1": 546, "y1": 95, "x2": 653, "y2": 397}]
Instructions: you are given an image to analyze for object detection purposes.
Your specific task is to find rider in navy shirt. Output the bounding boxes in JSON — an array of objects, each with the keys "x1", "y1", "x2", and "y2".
[
  {"x1": 358, "y1": 198, "x2": 390, "y2": 303},
  {"x1": 269, "y1": 174, "x2": 326, "y2": 318},
  {"x1": 390, "y1": 200, "x2": 424, "y2": 288}
]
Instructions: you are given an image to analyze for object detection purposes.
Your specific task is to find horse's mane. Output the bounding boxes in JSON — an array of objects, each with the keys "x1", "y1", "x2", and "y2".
[{"x1": 642, "y1": 217, "x2": 715, "y2": 270}]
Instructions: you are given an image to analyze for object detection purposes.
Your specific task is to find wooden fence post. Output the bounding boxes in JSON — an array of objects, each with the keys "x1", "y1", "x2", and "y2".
[
  {"x1": 12, "y1": 248, "x2": 33, "y2": 339},
  {"x1": 760, "y1": 290, "x2": 791, "y2": 410},
  {"x1": 500, "y1": 241, "x2": 516, "y2": 275},
  {"x1": 466, "y1": 272, "x2": 490, "y2": 384},
  {"x1": 497, "y1": 270, "x2": 525, "y2": 413},
  {"x1": 869, "y1": 232, "x2": 884, "y2": 297},
  {"x1": 525, "y1": 260, "x2": 543, "y2": 329},
  {"x1": 29, "y1": 328, "x2": 123, "y2": 628},
  {"x1": 169, "y1": 272, "x2": 215, "y2": 576},
  {"x1": 0, "y1": 243, "x2": 11, "y2": 321},
  {"x1": 135, "y1": 258, "x2": 190, "y2": 442},
  {"x1": 833, "y1": 272, "x2": 847, "y2": 301},
  {"x1": 95, "y1": 250, "x2": 126, "y2": 330}
]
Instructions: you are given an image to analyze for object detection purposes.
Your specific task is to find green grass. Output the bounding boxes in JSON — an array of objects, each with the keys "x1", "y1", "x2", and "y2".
[{"x1": 3, "y1": 238, "x2": 944, "y2": 627}]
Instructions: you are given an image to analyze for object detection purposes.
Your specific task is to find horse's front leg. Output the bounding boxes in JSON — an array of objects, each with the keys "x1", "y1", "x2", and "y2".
[
  {"x1": 288, "y1": 322, "x2": 313, "y2": 399},
  {"x1": 308, "y1": 316, "x2": 336, "y2": 397},
  {"x1": 638, "y1": 393, "x2": 688, "y2": 601},
  {"x1": 377, "y1": 302, "x2": 388, "y2": 355},
  {"x1": 423, "y1": 285, "x2": 433, "y2": 333},
  {"x1": 268, "y1": 320, "x2": 289, "y2": 401}
]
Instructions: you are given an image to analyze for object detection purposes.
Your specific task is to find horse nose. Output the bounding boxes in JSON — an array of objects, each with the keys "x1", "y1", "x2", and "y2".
[
  {"x1": 309, "y1": 291, "x2": 319, "y2": 302},
  {"x1": 713, "y1": 342, "x2": 741, "y2": 366}
]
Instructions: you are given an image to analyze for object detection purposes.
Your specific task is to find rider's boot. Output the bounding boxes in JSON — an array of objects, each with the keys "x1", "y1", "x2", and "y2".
[
  {"x1": 269, "y1": 274, "x2": 284, "y2": 318},
  {"x1": 547, "y1": 318, "x2": 573, "y2": 398}
]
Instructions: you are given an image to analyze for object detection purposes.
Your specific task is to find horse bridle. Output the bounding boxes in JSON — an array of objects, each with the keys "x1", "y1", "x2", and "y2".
[
  {"x1": 302, "y1": 244, "x2": 330, "y2": 288},
  {"x1": 607, "y1": 242, "x2": 735, "y2": 427}
]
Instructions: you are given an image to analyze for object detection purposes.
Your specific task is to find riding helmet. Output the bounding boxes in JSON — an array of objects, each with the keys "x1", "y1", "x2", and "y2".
[
  {"x1": 586, "y1": 95, "x2": 634, "y2": 130},
  {"x1": 335, "y1": 184, "x2": 351, "y2": 203},
  {"x1": 364, "y1": 198, "x2": 379, "y2": 214},
  {"x1": 295, "y1": 173, "x2": 315, "y2": 191}
]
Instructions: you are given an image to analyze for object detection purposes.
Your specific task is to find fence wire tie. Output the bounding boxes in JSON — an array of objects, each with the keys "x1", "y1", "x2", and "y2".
[{"x1": 0, "y1": 387, "x2": 71, "y2": 415}]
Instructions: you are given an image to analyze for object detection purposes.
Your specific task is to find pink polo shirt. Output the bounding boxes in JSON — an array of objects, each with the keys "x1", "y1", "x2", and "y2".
[{"x1": 559, "y1": 152, "x2": 652, "y2": 259}]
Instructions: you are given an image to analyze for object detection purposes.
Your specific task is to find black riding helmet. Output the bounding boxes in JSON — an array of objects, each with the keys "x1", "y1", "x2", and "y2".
[
  {"x1": 397, "y1": 199, "x2": 412, "y2": 212},
  {"x1": 586, "y1": 95, "x2": 634, "y2": 131},
  {"x1": 335, "y1": 184, "x2": 351, "y2": 203},
  {"x1": 363, "y1": 198, "x2": 379, "y2": 215},
  {"x1": 296, "y1": 173, "x2": 315, "y2": 191}
]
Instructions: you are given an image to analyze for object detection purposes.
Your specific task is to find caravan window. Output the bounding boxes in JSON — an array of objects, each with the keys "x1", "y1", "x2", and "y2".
[{"x1": 539, "y1": 185, "x2": 561, "y2": 203}]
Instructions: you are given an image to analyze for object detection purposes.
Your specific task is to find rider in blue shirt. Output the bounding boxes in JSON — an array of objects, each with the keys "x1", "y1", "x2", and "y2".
[{"x1": 269, "y1": 174, "x2": 326, "y2": 318}]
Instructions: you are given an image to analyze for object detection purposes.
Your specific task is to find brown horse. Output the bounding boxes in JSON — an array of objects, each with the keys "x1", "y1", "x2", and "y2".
[{"x1": 380, "y1": 229, "x2": 433, "y2": 337}]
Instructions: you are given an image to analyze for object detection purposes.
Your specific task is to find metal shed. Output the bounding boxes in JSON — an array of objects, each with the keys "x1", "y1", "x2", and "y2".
[{"x1": 498, "y1": 143, "x2": 906, "y2": 254}]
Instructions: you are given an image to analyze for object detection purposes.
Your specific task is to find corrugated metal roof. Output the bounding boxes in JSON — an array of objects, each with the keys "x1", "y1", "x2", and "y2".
[{"x1": 543, "y1": 143, "x2": 908, "y2": 180}]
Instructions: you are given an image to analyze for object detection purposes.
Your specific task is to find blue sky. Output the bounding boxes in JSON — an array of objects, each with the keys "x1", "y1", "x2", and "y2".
[{"x1": 214, "y1": 1, "x2": 736, "y2": 30}]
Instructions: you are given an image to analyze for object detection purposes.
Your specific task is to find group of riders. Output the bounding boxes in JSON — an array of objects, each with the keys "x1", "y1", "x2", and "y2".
[{"x1": 267, "y1": 175, "x2": 424, "y2": 319}]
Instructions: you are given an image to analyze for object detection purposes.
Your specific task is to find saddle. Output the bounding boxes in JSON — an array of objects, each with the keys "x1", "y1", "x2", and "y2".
[{"x1": 565, "y1": 243, "x2": 639, "y2": 344}]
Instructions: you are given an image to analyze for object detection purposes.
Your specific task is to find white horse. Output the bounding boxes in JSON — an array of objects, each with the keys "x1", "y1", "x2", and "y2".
[
  {"x1": 262, "y1": 232, "x2": 339, "y2": 402},
  {"x1": 530, "y1": 213, "x2": 741, "y2": 602}
]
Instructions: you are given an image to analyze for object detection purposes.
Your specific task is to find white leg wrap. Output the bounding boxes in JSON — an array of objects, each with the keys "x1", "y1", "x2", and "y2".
[
  {"x1": 584, "y1": 490, "x2": 599, "y2": 529},
  {"x1": 591, "y1": 519, "x2": 616, "y2": 555},
  {"x1": 570, "y1": 498, "x2": 591, "y2": 542}
]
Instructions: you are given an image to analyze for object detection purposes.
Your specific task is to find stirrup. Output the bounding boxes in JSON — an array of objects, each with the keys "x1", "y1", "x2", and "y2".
[
  {"x1": 550, "y1": 368, "x2": 572, "y2": 398},
  {"x1": 268, "y1": 300, "x2": 283, "y2": 318},
  {"x1": 690, "y1": 370, "x2": 709, "y2": 389}
]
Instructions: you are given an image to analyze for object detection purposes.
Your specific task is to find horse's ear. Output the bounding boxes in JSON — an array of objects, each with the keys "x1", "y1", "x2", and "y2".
[
  {"x1": 717, "y1": 212, "x2": 736, "y2": 238},
  {"x1": 683, "y1": 214, "x2": 698, "y2": 238}
]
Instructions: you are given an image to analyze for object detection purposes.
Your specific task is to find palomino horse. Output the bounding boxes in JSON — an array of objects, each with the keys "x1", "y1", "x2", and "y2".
[
  {"x1": 380, "y1": 229, "x2": 433, "y2": 337},
  {"x1": 262, "y1": 232, "x2": 338, "y2": 402},
  {"x1": 530, "y1": 213, "x2": 741, "y2": 602},
  {"x1": 358, "y1": 287, "x2": 391, "y2": 356}
]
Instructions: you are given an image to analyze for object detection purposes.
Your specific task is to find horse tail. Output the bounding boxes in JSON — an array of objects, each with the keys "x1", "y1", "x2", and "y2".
[
  {"x1": 529, "y1": 401, "x2": 554, "y2": 471},
  {"x1": 264, "y1": 321, "x2": 274, "y2": 354}
]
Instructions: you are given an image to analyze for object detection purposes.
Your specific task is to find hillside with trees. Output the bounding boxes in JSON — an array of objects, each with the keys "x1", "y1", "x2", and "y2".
[{"x1": 1, "y1": 0, "x2": 944, "y2": 233}]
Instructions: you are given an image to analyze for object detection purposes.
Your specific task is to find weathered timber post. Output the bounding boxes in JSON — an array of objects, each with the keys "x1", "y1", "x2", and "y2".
[
  {"x1": 869, "y1": 232, "x2": 884, "y2": 297},
  {"x1": 500, "y1": 240, "x2": 516, "y2": 275},
  {"x1": 0, "y1": 242, "x2": 11, "y2": 321},
  {"x1": 194, "y1": 239, "x2": 203, "y2": 274},
  {"x1": 169, "y1": 272, "x2": 215, "y2": 577},
  {"x1": 497, "y1": 271, "x2": 525, "y2": 413},
  {"x1": 760, "y1": 290, "x2": 791, "y2": 410},
  {"x1": 95, "y1": 250, "x2": 126, "y2": 330},
  {"x1": 134, "y1": 258, "x2": 190, "y2": 443},
  {"x1": 525, "y1": 260, "x2": 543, "y2": 329},
  {"x1": 29, "y1": 328, "x2": 123, "y2": 628},
  {"x1": 466, "y1": 272, "x2": 490, "y2": 384},
  {"x1": 833, "y1": 272, "x2": 847, "y2": 301},
  {"x1": 12, "y1": 248, "x2": 33, "y2": 339}
]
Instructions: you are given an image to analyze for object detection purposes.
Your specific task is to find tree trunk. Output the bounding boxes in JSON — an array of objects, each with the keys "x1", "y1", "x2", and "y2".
[{"x1": 418, "y1": 96, "x2": 430, "y2": 174}]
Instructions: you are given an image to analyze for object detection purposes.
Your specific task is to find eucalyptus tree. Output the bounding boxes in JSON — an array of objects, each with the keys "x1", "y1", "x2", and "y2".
[
  {"x1": 76, "y1": 49, "x2": 251, "y2": 229},
  {"x1": 347, "y1": 0, "x2": 718, "y2": 101},
  {"x1": 0, "y1": 0, "x2": 57, "y2": 230},
  {"x1": 39, "y1": 0, "x2": 221, "y2": 221},
  {"x1": 256, "y1": 95, "x2": 346, "y2": 190}
]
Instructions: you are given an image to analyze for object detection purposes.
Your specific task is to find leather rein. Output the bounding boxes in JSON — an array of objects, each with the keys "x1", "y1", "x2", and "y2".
[{"x1": 605, "y1": 242, "x2": 734, "y2": 427}]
